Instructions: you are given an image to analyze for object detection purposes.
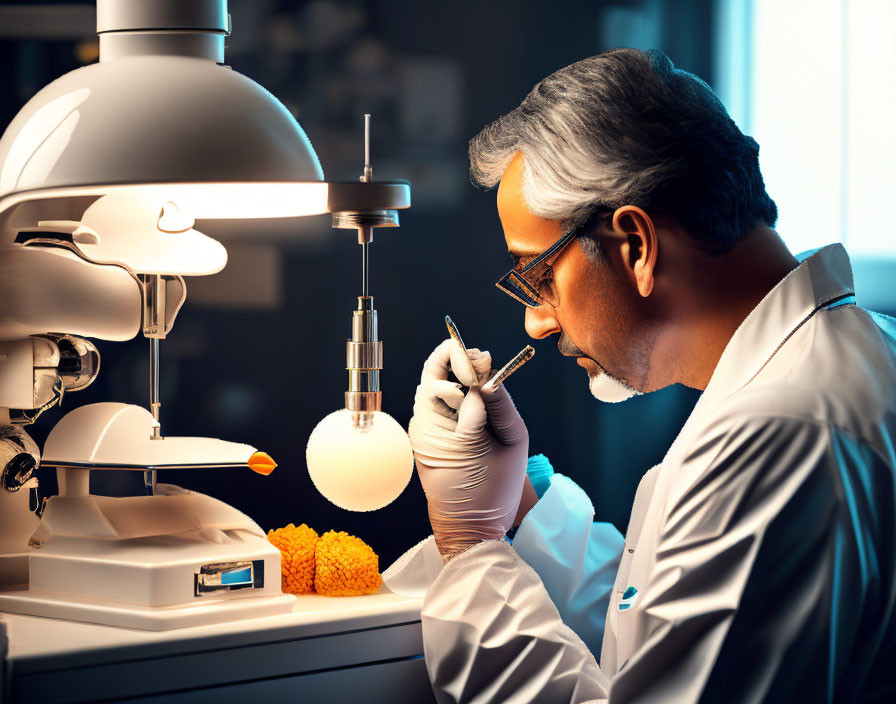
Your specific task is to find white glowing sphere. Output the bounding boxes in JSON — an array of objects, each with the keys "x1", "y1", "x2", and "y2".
[{"x1": 306, "y1": 410, "x2": 414, "y2": 511}]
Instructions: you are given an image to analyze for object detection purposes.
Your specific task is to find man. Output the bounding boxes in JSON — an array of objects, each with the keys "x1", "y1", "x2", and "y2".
[{"x1": 406, "y1": 49, "x2": 896, "y2": 702}]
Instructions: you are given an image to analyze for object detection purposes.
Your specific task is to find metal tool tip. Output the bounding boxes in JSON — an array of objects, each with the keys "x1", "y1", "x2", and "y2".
[{"x1": 483, "y1": 344, "x2": 535, "y2": 390}]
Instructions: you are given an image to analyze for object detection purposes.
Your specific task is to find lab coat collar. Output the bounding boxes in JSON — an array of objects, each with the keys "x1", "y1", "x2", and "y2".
[
  {"x1": 667, "y1": 243, "x2": 855, "y2": 458},
  {"x1": 706, "y1": 242, "x2": 854, "y2": 400}
]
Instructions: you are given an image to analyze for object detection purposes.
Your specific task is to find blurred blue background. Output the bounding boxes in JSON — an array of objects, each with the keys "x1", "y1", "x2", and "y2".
[{"x1": 2, "y1": 0, "x2": 893, "y2": 567}]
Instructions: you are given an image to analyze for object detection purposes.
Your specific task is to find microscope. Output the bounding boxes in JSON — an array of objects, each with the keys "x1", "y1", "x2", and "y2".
[
  {"x1": 0, "y1": 190, "x2": 300, "y2": 630},
  {"x1": 0, "y1": 0, "x2": 410, "y2": 631}
]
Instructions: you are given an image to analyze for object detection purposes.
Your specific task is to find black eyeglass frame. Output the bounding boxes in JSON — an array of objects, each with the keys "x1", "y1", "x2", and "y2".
[{"x1": 495, "y1": 210, "x2": 610, "y2": 308}]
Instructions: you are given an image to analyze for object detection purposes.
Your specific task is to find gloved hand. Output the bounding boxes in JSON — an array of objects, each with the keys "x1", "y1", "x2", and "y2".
[{"x1": 409, "y1": 339, "x2": 529, "y2": 562}]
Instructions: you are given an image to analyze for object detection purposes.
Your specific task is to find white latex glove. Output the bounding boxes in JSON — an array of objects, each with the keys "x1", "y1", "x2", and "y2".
[{"x1": 409, "y1": 339, "x2": 530, "y2": 562}]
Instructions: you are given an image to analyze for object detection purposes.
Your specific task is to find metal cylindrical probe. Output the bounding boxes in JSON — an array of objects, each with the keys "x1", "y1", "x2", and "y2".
[{"x1": 346, "y1": 296, "x2": 383, "y2": 423}]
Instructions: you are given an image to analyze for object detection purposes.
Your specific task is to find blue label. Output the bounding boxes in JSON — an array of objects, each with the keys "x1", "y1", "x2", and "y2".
[
  {"x1": 221, "y1": 567, "x2": 252, "y2": 586},
  {"x1": 618, "y1": 585, "x2": 639, "y2": 611}
]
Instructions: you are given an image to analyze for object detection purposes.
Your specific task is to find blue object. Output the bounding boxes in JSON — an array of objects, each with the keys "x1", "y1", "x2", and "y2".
[
  {"x1": 526, "y1": 454, "x2": 555, "y2": 498},
  {"x1": 619, "y1": 585, "x2": 639, "y2": 611},
  {"x1": 221, "y1": 567, "x2": 253, "y2": 586},
  {"x1": 512, "y1": 473, "x2": 625, "y2": 653}
]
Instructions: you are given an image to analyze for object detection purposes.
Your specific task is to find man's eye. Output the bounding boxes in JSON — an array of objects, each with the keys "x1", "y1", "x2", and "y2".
[{"x1": 532, "y1": 268, "x2": 554, "y2": 290}]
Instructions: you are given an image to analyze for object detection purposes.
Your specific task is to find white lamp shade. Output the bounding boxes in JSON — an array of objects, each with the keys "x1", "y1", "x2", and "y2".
[
  {"x1": 0, "y1": 54, "x2": 324, "y2": 202},
  {"x1": 0, "y1": 0, "x2": 411, "y2": 248}
]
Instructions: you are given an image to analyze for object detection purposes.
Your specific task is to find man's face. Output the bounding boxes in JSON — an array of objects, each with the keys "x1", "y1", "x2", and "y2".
[{"x1": 496, "y1": 153, "x2": 653, "y2": 400}]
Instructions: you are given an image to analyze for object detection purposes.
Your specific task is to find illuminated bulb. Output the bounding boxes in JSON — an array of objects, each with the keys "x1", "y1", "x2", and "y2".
[{"x1": 307, "y1": 410, "x2": 414, "y2": 511}]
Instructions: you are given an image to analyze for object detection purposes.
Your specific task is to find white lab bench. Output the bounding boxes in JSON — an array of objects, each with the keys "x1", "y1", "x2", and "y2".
[{"x1": 0, "y1": 587, "x2": 436, "y2": 703}]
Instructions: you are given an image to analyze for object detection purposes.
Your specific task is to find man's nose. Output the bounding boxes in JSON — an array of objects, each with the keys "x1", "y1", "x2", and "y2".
[{"x1": 524, "y1": 305, "x2": 561, "y2": 339}]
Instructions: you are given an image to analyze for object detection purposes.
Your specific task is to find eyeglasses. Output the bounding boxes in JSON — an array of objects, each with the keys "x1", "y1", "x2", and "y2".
[{"x1": 495, "y1": 212, "x2": 609, "y2": 308}]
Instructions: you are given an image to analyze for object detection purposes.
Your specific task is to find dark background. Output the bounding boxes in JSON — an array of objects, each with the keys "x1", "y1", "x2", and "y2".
[{"x1": 1, "y1": 0, "x2": 715, "y2": 567}]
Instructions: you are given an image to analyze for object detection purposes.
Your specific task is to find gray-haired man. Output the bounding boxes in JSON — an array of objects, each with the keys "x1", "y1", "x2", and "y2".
[{"x1": 406, "y1": 49, "x2": 896, "y2": 702}]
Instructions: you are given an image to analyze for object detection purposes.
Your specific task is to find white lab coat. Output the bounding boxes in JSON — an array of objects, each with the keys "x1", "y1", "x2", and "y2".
[{"x1": 413, "y1": 244, "x2": 896, "y2": 702}]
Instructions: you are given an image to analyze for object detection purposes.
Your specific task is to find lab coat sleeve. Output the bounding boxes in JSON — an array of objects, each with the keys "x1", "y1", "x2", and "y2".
[
  {"x1": 511, "y1": 473, "x2": 624, "y2": 655},
  {"x1": 422, "y1": 409, "x2": 855, "y2": 703},
  {"x1": 422, "y1": 539, "x2": 610, "y2": 704}
]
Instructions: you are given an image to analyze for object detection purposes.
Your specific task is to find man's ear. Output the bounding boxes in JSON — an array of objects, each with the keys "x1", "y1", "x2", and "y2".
[{"x1": 612, "y1": 206, "x2": 657, "y2": 298}]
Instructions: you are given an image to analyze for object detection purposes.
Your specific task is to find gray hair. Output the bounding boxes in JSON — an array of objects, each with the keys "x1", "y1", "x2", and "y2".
[{"x1": 469, "y1": 49, "x2": 777, "y2": 254}]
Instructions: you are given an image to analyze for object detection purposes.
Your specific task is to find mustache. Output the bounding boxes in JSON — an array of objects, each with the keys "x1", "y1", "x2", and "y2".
[{"x1": 557, "y1": 331, "x2": 585, "y2": 357}]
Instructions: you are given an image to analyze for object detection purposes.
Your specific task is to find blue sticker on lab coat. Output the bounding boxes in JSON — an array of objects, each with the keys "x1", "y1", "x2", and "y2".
[{"x1": 619, "y1": 585, "x2": 638, "y2": 611}]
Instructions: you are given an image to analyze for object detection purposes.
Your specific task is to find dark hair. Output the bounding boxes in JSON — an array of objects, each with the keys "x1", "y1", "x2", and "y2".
[{"x1": 469, "y1": 48, "x2": 778, "y2": 255}]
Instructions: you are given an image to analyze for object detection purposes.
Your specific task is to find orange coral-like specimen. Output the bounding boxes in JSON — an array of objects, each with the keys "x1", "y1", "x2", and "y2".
[
  {"x1": 267, "y1": 523, "x2": 318, "y2": 595},
  {"x1": 314, "y1": 530, "x2": 383, "y2": 597}
]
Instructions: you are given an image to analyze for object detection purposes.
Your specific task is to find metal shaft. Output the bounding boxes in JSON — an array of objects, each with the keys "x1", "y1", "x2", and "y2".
[
  {"x1": 364, "y1": 114, "x2": 370, "y2": 171},
  {"x1": 146, "y1": 335, "x2": 160, "y2": 494},
  {"x1": 362, "y1": 241, "x2": 370, "y2": 297},
  {"x1": 144, "y1": 469, "x2": 157, "y2": 496},
  {"x1": 361, "y1": 113, "x2": 372, "y2": 183},
  {"x1": 150, "y1": 337, "x2": 160, "y2": 428}
]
